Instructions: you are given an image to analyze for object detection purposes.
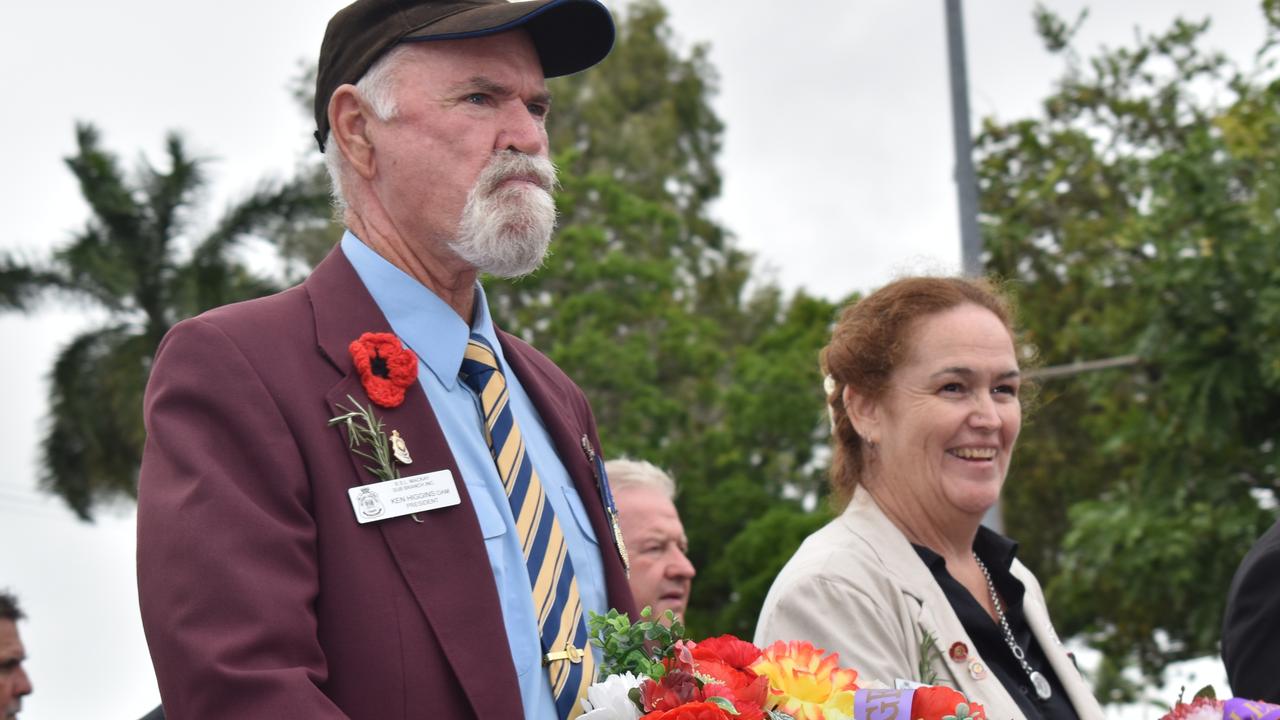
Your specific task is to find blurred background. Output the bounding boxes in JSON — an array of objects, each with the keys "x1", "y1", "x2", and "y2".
[{"x1": 2, "y1": 0, "x2": 1275, "y2": 716}]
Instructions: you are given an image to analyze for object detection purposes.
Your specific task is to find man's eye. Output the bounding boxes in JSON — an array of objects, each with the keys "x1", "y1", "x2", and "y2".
[
  {"x1": 940, "y1": 382, "x2": 964, "y2": 394},
  {"x1": 465, "y1": 93, "x2": 489, "y2": 105},
  {"x1": 527, "y1": 103, "x2": 549, "y2": 118},
  {"x1": 994, "y1": 384, "x2": 1019, "y2": 397}
]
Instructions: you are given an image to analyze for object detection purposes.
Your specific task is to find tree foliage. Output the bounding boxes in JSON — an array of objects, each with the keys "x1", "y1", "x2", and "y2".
[
  {"x1": 977, "y1": 2, "x2": 1280, "y2": 695},
  {"x1": 1, "y1": 124, "x2": 327, "y2": 518}
]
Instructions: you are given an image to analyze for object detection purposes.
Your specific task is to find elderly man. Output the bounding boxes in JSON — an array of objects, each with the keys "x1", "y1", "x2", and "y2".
[
  {"x1": 136, "y1": 1, "x2": 635, "y2": 718},
  {"x1": 0, "y1": 592, "x2": 32, "y2": 720},
  {"x1": 605, "y1": 459, "x2": 695, "y2": 621}
]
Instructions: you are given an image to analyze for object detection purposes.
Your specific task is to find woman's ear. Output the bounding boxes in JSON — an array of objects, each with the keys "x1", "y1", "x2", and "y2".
[
  {"x1": 328, "y1": 84, "x2": 377, "y2": 180},
  {"x1": 843, "y1": 384, "x2": 881, "y2": 446}
]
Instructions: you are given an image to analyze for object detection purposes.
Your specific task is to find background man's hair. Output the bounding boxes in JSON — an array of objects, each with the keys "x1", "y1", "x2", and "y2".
[
  {"x1": 604, "y1": 458, "x2": 676, "y2": 501},
  {"x1": 0, "y1": 590, "x2": 24, "y2": 622}
]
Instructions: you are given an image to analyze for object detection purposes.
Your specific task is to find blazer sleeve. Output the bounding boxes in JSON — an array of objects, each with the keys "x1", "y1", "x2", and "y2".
[
  {"x1": 137, "y1": 318, "x2": 348, "y2": 719},
  {"x1": 754, "y1": 572, "x2": 918, "y2": 687},
  {"x1": 1222, "y1": 532, "x2": 1280, "y2": 702}
]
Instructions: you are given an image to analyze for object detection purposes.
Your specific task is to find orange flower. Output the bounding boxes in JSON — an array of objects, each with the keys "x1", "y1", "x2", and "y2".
[
  {"x1": 750, "y1": 640, "x2": 860, "y2": 720},
  {"x1": 349, "y1": 332, "x2": 418, "y2": 408}
]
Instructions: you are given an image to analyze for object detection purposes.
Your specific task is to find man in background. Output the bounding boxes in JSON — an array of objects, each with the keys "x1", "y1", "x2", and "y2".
[
  {"x1": 606, "y1": 459, "x2": 696, "y2": 621},
  {"x1": 0, "y1": 591, "x2": 32, "y2": 720}
]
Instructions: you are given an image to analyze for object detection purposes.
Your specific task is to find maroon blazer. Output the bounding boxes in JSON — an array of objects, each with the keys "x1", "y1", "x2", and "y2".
[{"x1": 137, "y1": 247, "x2": 636, "y2": 719}]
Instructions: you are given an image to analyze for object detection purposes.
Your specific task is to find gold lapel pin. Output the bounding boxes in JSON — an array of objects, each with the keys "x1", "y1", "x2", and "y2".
[{"x1": 390, "y1": 430, "x2": 413, "y2": 465}]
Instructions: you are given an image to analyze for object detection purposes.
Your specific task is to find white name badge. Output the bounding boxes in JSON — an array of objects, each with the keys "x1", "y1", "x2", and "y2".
[{"x1": 348, "y1": 470, "x2": 461, "y2": 524}]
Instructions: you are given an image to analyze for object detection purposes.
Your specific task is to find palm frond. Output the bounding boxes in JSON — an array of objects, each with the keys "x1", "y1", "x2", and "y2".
[
  {"x1": 65, "y1": 123, "x2": 145, "y2": 250},
  {"x1": 41, "y1": 324, "x2": 154, "y2": 520},
  {"x1": 0, "y1": 252, "x2": 75, "y2": 310}
]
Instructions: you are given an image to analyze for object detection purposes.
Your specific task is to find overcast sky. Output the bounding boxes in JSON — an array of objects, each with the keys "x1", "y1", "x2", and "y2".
[{"x1": 0, "y1": 1, "x2": 1265, "y2": 717}]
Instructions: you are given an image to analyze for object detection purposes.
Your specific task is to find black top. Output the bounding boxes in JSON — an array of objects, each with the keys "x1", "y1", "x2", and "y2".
[
  {"x1": 1222, "y1": 517, "x2": 1280, "y2": 702},
  {"x1": 912, "y1": 529, "x2": 1079, "y2": 720}
]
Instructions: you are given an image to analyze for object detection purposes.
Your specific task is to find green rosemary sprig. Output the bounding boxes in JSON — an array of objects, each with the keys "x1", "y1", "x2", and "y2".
[
  {"x1": 328, "y1": 395, "x2": 399, "y2": 482},
  {"x1": 917, "y1": 628, "x2": 942, "y2": 685}
]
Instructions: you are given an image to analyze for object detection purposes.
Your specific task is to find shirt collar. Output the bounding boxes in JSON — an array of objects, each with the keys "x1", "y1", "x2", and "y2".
[
  {"x1": 340, "y1": 231, "x2": 502, "y2": 390},
  {"x1": 911, "y1": 525, "x2": 1020, "y2": 573}
]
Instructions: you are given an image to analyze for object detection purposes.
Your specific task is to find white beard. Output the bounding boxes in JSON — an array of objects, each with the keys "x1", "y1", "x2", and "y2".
[{"x1": 449, "y1": 151, "x2": 558, "y2": 278}]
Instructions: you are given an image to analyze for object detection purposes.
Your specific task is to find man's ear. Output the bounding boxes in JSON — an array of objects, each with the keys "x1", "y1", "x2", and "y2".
[
  {"x1": 843, "y1": 385, "x2": 882, "y2": 446},
  {"x1": 328, "y1": 85, "x2": 376, "y2": 180}
]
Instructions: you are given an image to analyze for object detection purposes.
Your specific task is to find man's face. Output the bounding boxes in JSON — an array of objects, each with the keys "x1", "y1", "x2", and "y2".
[
  {"x1": 367, "y1": 30, "x2": 553, "y2": 273},
  {"x1": 614, "y1": 487, "x2": 695, "y2": 621},
  {"x1": 0, "y1": 620, "x2": 31, "y2": 719}
]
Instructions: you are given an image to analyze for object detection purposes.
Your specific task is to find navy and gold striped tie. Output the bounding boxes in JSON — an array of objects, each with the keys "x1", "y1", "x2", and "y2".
[{"x1": 460, "y1": 334, "x2": 594, "y2": 720}]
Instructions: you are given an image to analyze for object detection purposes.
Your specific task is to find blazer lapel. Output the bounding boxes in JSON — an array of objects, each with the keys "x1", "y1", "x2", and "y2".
[
  {"x1": 1018, "y1": 572, "x2": 1105, "y2": 719},
  {"x1": 846, "y1": 492, "x2": 1025, "y2": 719},
  {"x1": 308, "y1": 247, "x2": 522, "y2": 718}
]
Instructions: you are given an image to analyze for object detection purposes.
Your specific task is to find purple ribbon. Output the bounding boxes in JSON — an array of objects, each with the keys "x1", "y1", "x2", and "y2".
[
  {"x1": 854, "y1": 689, "x2": 916, "y2": 720},
  {"x1": 1224, "y1": 698, "x2": 1280, "y2": 720}
]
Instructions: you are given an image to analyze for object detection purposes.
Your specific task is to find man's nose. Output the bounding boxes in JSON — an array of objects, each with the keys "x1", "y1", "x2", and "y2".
[
  {"x1": 13, "y1": 665, "x2": 32, "y2": 696},
  {"x1": 496, "y1": 101, "x2": 547, "y2": 157},
  {"x1": 668, "y1": 550, "x2": 696, "y2": 580}
]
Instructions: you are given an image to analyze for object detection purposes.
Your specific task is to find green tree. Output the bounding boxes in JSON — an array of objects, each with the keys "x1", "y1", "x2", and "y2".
[
  {"x1": 976, "y1": 2, "x2": 1280, "y2": 695},
  {"x1": 0, "y1": 123, "x2": 326, "y2": 519}
]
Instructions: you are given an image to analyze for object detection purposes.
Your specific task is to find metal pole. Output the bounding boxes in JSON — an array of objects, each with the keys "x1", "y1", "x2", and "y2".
[
  {"x1": 946, "y1": 0, "x2": 983, "y2": 277},
  {"x1": 944, "y1": 0, "x2": 1001, "y2": 531}
]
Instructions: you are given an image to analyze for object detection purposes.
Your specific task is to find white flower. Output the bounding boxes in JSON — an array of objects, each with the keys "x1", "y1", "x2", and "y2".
[{"x1": 579, "y1": 672, "x2": 644, "y2": 720}]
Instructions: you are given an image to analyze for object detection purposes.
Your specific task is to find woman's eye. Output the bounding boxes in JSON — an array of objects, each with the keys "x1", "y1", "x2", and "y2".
[
  {"x1": 994, "y1": 384, "x2": 1019, "y2": 397},
  {"x1": 940, "y1": 382, "x2": 964, "y2": 394}
]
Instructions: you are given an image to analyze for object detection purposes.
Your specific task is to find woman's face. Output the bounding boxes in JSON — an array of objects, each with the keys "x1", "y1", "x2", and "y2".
[{"x1": 852, "y1": 303, "x2": 1022, "y2": 520}]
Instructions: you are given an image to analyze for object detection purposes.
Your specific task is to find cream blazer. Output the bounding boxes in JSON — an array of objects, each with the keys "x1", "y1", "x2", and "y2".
[{"x1": 754, "y1": 490, "x2": 1104, "y2": 720}]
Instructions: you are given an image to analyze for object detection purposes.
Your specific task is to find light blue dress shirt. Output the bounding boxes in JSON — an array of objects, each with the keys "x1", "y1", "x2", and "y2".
[{"x1": 342, "y1": 232, "x2": 606, "y2": 719}]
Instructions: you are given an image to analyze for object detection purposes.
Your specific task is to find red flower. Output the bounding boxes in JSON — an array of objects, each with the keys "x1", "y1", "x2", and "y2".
[
  {"x1": 692, "y1": 635, "x2": 763, "y2": 671},
  {"x1": 349, "y1": 332, "x2": 418, "y2": 408},
  {"x1": 691, "y1": 636, "x2": 769, "y2": 718},
  {"x1": 912, "y1": 686, "x2": 987, "y2": 720},
  {"x1": 701, "y1": 682, "x2": 767, "y2": 720},
  {"x1": 641, "y1": 701, "x2": 735, "y2": 720},
  {"x1": 641, "y1": 671, "x2": 703, "y2": 712}
]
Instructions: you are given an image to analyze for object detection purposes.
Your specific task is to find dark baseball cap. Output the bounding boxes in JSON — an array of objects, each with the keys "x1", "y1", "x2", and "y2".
[{"x1": 314, "y1": 0, "x2": 614, "y2": 151}]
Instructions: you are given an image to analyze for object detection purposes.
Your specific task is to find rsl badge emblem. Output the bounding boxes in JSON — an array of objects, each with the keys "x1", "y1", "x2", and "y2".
[{"x1": 356, "y1": 487, "x2": 385, "y2": 519}]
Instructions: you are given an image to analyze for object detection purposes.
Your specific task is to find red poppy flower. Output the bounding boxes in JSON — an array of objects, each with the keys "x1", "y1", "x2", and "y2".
[
  {"x1": 641, "y1": 701, "x2": 735, "y2": 720},
  {"x1": 912, "y1": 686, "x2": 987, "y2": 720},
  {"x1": 349, "y1": 332, "x2": 418, "y2": 408}
]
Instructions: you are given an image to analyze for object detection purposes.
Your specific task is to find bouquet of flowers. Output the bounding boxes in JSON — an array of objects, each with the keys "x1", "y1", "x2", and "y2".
[
  {"x1": 1160, "y1": 687, "x2": 1280, "y2": 720},
  {"x1": 580, "y1": 608, "x2": 986, "y2": 720}
]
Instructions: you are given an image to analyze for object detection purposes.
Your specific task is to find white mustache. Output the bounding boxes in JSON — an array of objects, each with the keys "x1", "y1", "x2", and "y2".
[{"x1": 475, "y1": 151, "x2": 556, "y2": 195}]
